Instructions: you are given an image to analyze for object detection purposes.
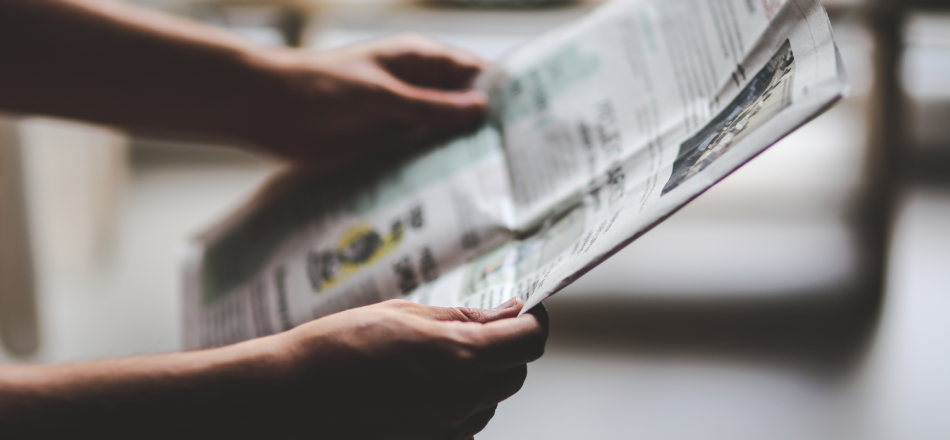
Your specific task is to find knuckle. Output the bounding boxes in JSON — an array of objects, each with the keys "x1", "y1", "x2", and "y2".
[
  {"x1": 454, "y1": 307, "x2": 484, "y2": 322},
  {"x1": 440, "y1": 329, "x2": 479, "y2": 367},
  {"x1": 451, "y1": 341, "x2": 478, "y2": 367}
]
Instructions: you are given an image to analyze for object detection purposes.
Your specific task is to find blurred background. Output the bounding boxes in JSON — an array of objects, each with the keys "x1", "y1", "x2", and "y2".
[{"x1": 1, "y1": 0, "x2": 949, "y2": 438}]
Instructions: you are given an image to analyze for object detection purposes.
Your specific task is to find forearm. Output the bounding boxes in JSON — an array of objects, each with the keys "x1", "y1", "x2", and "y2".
[
  {"x1": 0, "y1": 338, "x2": 291, "y2": 438},
  {"x1": 0, "y1": 300, "x2": 546, "y2": 440},
  {"x1": 0, "y1": 0, "x2": 281, "y2": 141},
  {"x1": 0, "y1": 4, "x2": 488, "y2": 166}
]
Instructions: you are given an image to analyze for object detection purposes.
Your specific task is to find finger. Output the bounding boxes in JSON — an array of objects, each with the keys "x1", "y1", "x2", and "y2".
[
  {"x1": 451, "y1": 405, "x2": 497, "y2": 440},
  {"x1": 474, "y1": 364, "x2": 528, "y2": 410},
  {"x1": 382, "y1": 50, "x2": 483, "y2": 90},
  {"x1": 386, "y1": 298, "x2": 524, "y2": 323},
  {"x1": 380, "y1": 80, "x2": 488, "y2": 129},
  {"x1": 460, "y1": 312, "x2": 548, "y2": 373},
  {"x1": 526, "y1": 303, "x2": 550, "y2": 335},
  {"x1": 374, "y1": 34, "x2": 486, "y2": 89}
]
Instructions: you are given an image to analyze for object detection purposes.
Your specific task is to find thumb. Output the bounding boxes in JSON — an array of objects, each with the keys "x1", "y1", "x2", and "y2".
[
  {"x1": 457, "y1": 297, "x2": 524, "y2": 323},
  {"x1": 396, "y1": 297, "x2": 524, "y2": 323},
  {"x1": 382, "y1": 80, "x2": 488, "y2": 129}
]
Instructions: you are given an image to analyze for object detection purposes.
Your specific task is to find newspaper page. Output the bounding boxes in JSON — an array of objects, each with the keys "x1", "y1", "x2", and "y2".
[{"x1": 183, "y1": 0, "x2": 848, "y2": 349}]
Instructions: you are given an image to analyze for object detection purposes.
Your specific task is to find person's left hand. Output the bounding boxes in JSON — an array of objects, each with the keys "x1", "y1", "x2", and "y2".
[
  {"x1": 251, "y1": 298, "x2": 549, "y2": 440},
  {"x1": 241, "y1": 34, "x2": 488, "y2": 172}
]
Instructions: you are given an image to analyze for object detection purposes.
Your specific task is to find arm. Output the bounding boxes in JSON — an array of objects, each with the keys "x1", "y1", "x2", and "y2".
[
  {"x1": 0, "y1": 0, "x2": 488, "y2": 171},
  {"x1": 0, "y1": 299, "x2": 548, "y2": 439}
]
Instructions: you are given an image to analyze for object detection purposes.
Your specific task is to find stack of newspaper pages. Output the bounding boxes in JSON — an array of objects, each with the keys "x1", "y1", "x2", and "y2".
[{"x1": 183, "y1": 0, "x2": 849, "y2": 349}]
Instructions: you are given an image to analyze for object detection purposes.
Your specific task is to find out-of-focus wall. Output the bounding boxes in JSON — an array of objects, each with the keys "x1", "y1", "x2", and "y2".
[
  {"x1": 0, "y1": 117, "x2": 128, "y2": 360},
  {"x1": 19, "y1": 118, "x2": 129, "y2": 279}
]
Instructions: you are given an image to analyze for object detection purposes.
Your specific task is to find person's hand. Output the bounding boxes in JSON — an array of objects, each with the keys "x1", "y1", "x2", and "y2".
[
  {"x1": 244, "y1": 35, "x2": 489, "y2": 172},
  {"x1": 249, "y1": 298, "x2": 548, "y2": 440},
  {"x1": 0, "y1": 298, "x2": 546, "y2": 440},
  {"x1": 0, "y1": 2, "x2": 487, "y2": 173}
]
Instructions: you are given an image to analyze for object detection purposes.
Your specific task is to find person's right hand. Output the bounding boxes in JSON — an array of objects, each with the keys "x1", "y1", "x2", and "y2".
[{"x1": 249, "y1": 298, "x2": 548, "y2": 440}]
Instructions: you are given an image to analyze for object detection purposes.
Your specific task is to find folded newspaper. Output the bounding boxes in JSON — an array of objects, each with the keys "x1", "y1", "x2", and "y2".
[{"x1": 184, "y1": 0, "x2": 848, "y2": 349}]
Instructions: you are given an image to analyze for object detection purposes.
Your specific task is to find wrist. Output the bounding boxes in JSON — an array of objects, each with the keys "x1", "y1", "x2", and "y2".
[
  {"x1": 226, "y1": 46, "x2": 309, "y2": 149},
  {"x1": 214, "y1": 331, "x2": 300, "y2": 391}
]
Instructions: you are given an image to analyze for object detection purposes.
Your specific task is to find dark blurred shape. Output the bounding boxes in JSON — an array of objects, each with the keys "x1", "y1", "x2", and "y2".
[
  {"x1": 902, "y1": 11, "x2": 950, "y2": 183},
  {"x1": 0, "y1": 118, "x2": 41, "y2": 356},
  {"x1": 545, "y1": 292, "x2": 876, "y2": 372}
]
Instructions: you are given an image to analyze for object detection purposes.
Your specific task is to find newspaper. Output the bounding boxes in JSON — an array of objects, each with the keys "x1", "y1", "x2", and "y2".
[{"x1": 183, "y1": 0, "x2": 848, "y2": 349}]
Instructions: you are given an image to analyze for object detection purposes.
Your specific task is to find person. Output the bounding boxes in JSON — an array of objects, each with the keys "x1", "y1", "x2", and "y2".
[{"x1": 0, "y1": 0, "x2": 549, "y2": 438}]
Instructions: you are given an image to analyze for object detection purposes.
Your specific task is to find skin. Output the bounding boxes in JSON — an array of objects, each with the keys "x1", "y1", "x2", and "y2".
[
  {"x1": 0, "y1": 299, "x2": 549, "y2": 439},
  {"x1": 0, "y1": 0, "x2": 546, "y2": 438},
  {"x1": 0, "y1": 0, "x2": 489, "y2": 172}
]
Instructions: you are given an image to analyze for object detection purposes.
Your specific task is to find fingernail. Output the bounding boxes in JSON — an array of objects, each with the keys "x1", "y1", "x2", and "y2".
[
  {"x1": 494, "y1": 298, "x2": 519, "y2": 310},
  {"x1": 456, "y1": 91, "x2": 487, "y2": 107}
]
